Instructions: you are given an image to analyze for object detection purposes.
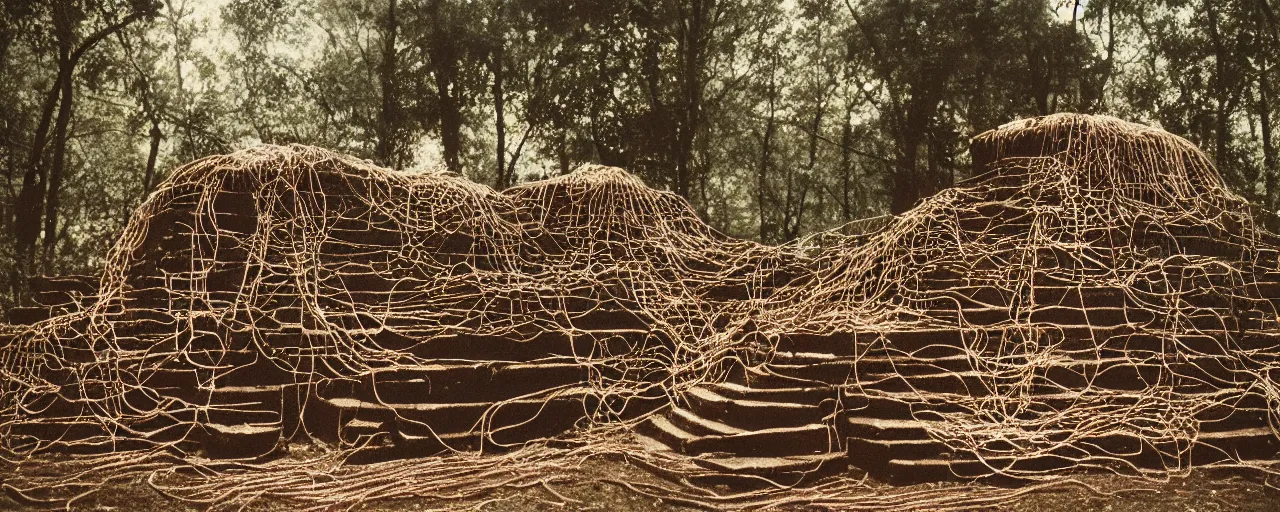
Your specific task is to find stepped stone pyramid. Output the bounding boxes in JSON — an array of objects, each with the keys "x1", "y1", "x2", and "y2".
[
  {"x1": 3, "y1": 114, "x2": 1279, "y2": 487},
  {"x1": 635, "y1": 114, "x2": 1280, "y2": 483}
]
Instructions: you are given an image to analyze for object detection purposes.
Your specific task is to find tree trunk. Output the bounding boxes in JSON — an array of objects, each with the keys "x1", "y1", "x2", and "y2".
[
  {"x1": 890, "y1": 136, "x2": 920, "y2": 214},
  {"x1": 1205, "y1": 0, "x2": 1230, "y2": 169},
  {"x1": 839, "y1": 101, "x2": 854, "y2": 222},
  {"x1": 492, "y1": 38, "x2": 507, "y2": 188},
  {"x1": 43, "y1": 59, "x2": 74, "y2": 268},
  {"x1": 1258, "y1": 0, "x2": 1279, "y2": 46},
  {"x1": 1260, "y1": 53, "x2": 1277, "y2": 211},
  {"x1": 144, "y1": 119, "x2": 162, "y2": 194},
  {"x1": 782, "y1": 178, "x2": 809, "y2": 243},
  {"x1": 807, "y1": 104, "x2": 824, "y2": 170},
  {"x1": 167, "y1": 3, "x2": 192, "y2": 162},
  {"x1": 674, "y1": 0, "x2": 708, "y2": 198},
  {"x1": 14, "y1": 65, "x2": 64, "y2": 271},
  {"x1": 557, "y1": 128, "x2": 569, "y2": 175},
  {"x1": 375, "y1": 0, "x2": 398, "y2": 166},
  {"x1": 758, "y1": 88, "x2": 776, "y2": 242},
  {"x1": 433, "y1": 55, "x2": 462, "y2": 173},
  {"x1": 428, "y1": 0, "x2": 463, "y2": 174},
  {"x1": 12, "y1": 2, "x2": 148, "y2": 289},
  {"x1": 891, "y1": 71, "x2": 946, "y2": 214},
  {"x1": 1256, "y1": 0, "x2": 1278, "y2": 210},
  {"x1": 506, "y1": 123, "x2": 532, "y2": 181},
  {"x1": 438, "y1": 96, "x2": 462, "y2": 173}
]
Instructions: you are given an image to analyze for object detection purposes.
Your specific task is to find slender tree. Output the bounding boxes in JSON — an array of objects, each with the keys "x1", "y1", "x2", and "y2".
[{"x1": 13, "y1": 0, "x2": 157, "y2": 277}]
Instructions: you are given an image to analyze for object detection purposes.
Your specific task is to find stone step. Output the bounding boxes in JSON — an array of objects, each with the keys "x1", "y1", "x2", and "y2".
[
  {"x1": 314, "y1": 362, "x2": 592, "y2": 404},
  {"x1": 1194, "y1": 393, "x2": 1274, "y2": 431},
  {"x1": 843, "y1": 420, "x2": 1280, "y2": 484},
  {"x1": 117, "y1": 413, "x2": 202, "y2": 443},
  {"x1": 207, "y1": 352, "x2": 299, "y2": 386},
  {"x1": 32, "y1": 289, "x2": 93, "y2": 308},
  {"x1": 769, "y1": 328, "x2": 1270, "y2": 367},
  {"x1": 878, "y1": 454, "x2": 1074, "y2": 484},
  {"x1": 469, "y1": 393, "x2": 593, "y2": 447},
  {"x1": 765, "y1": 352, "x2": 976, "y2": 378},
  {"x1": 8, "y1": 419, "x2": 109, "y2": 443},
  {"x1": 690, "y1": 423, "x2": 832, "y2": 458},
  {"x1": 338, "y1": 418, "x2": 391, "y2": 445},
  {"x1": 1029, "y1": 286, "x2": 1129, "y2": 308},
  {"x1": 840, "y1": 392, "x2": 975, "y2": 421},
  {"x1": 939, "y1": 306, "x2": 1012, "y2": 325},
  {"x1": 747, "y1": 364, "x2": 989, "y2": 392},
  {"x1": 848, "y1": 437, "x2": 954, "y2": 468},
  {"x1": 201, "y1": 422, "x2": 282, "y2": 458},
  {"x1": 833, "y1": 355, "x2": 1253, "y2": 395},
  {"x1": 304, "y1": 388, "x2": 593, "y2": 449},
  {"x1": 1024, "y1": 305, "x2": 1131, "y2": 326},
  {"x1": 1037, "y1": 359, "x2": 1238, "y2": 390},
  {"x1": 340, "y1": 430, "x2": 484, "y2": 462},
  {"x1": 688, "y1": 452, "x2": 847, "y2": 486},
  {"x1": 1236, "y1": 332, "x2": 1280, "y2": 352},
  {"x1": 150, "y1": 384, "x2": 304, "y2": 436},
  {"x1": 845, "y1": 387, "x2": 1274, "y2": 429},
  {"x1": 666, "y1": 406, "x2": 746, "y2": 437},
  {"x1": 149, "y1": 381, "x2": 281, "y2": 403},
  {"x1": 6, "y1": 419, "x2": 161, "y2": 455},
  {"x1": 847, "y1": 371, "x2": 995, "y2": 395},
  {"x1": 874, "y1": 425, "x2": 1280, "y2": 484},
  {"x1": 13, "y1": 390, "x2": 88, "y2": 418},
  {"x1": 394, "y1": 430, "x2": 483, "y2": 454},
  {"x1": 201, "y1": 404, "x2": 281, "y2": 427},
  {"x1": 639, "y1": 409, "x2": 835, "y2": 458},
  {"x1": 683, "y1": 385, "x2": 834, "y2": 430},
  {"x1": 844, "y1": 417, "x2": 942, "y2": 442},
  {"x1": 398, "y1": 331, "x2": 612, "y2": 361},
  {"x1": 8, "y1": 307, "x2": 55, "y2": 325},
  {"x1": 1191, "y1": 426, "x2": 1280, "y2": 463},
  {"x1": 14, "y1": 434, "x2": 154, "y2": 455},
  {"x1": 637, "y1": 415, "x2": 698, "y2": 452},
  {"x1": 775, "y1": 330, "x2": 966, "y2": 356},
  {"x1": 704, "y1": 381, "x2": 836, "y2": 405},
  {"x1": 29, "y1": 274, "x2": 97, "y2": 295}
]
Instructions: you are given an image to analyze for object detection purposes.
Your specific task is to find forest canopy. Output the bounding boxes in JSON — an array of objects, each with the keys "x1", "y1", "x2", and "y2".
[{"x1": 0, "y1": 0, "x2": 1277, "y2": 310}]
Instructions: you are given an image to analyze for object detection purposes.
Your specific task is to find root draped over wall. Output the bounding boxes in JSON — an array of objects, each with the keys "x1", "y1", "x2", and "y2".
[{"x1": 3, "y1": 114, "x2": 1280, "y2": 509}]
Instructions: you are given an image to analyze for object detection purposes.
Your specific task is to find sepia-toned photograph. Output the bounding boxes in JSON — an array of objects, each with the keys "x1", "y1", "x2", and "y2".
[{"x1": 1, "y1": 0, "x2": 1279, "y2": 510}]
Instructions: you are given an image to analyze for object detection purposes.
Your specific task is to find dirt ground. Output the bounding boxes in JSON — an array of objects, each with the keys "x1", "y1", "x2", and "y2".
[{"x1": 2, "y1": 455, "x2": 1279, "y2": 511}]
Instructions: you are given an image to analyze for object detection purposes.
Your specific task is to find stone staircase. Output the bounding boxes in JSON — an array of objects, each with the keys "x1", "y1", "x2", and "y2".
[
  {"x1": 635, "y1": 379, "x2": 845, "y2": 485},
  {"x1": 634, "y1": 325, "x2": 1280, "y2": 485},
  {"x1": 169, "y1": 328, "x2": 658, "y2": 460},
  {"x1": 7, "y1": 275, "x2": 97, "y2": 325},
  {"x1": 4, "y1": 322, "x2": 663, "y2": 461}
]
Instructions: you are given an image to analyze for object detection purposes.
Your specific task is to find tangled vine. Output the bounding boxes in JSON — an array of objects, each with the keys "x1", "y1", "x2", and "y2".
[{"x1": 2, "y1": 114, "x2": 1279, "y2": 510}]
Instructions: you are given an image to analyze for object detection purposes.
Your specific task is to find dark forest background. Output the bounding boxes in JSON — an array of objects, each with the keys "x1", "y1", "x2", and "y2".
[{"x1": 0, "y1": 0, "x2": 1277, "y2": 310}]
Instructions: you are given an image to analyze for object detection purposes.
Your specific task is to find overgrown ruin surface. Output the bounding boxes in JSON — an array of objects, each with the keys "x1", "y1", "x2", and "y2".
[{"x1": 3, "y1": 114, "x2": 1280, "y2": 509}]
